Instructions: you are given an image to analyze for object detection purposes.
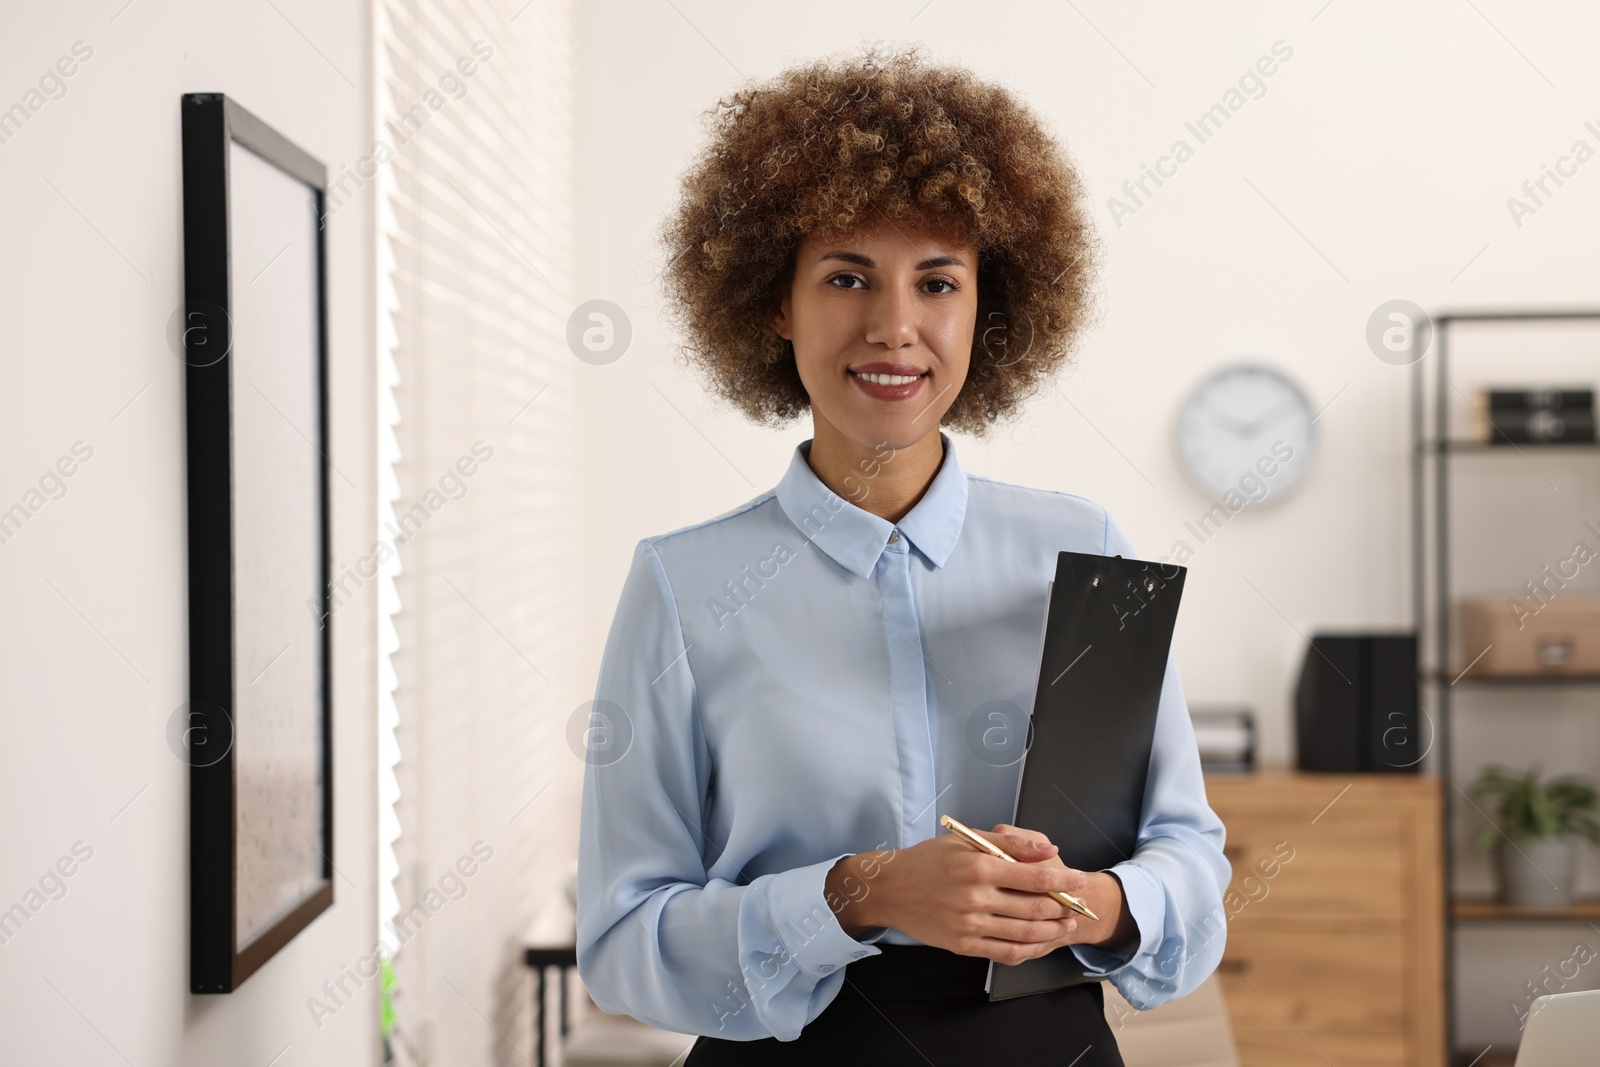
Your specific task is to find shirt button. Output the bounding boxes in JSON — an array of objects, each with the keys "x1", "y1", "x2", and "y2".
[
  {"x1": 888, "y1": 529, "x2": 900, "y2": 544},
  {"x1": 850, "y1": 951, "x2": 867, "y2": 960},
  {"x1": 818, "y1": 963, "x2": 835, "y2": 974}
]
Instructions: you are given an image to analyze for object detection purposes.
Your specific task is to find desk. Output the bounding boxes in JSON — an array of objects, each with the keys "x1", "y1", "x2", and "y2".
[{"x1": 1204, "y1": 772, "x2": 1446, "y2": 1067}]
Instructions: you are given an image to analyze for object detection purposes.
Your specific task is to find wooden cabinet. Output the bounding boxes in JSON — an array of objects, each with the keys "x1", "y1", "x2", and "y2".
[{"x1": 1204, "y1": 773, "x2": 1446, "y2": 1067}]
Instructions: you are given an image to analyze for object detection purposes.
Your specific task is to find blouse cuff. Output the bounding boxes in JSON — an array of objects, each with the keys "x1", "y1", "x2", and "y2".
[
  {"x1": 1068, "y1": 863, "x2": 1164, "y2": 976},
  {"x1": 765, "y1": 852, "x2": 884, "y2": 979}
]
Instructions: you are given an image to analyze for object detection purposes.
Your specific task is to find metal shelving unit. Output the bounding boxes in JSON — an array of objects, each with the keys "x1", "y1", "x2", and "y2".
[{"x1": 1409, "y1": 309, "x2": 1600, "y2": 1065}]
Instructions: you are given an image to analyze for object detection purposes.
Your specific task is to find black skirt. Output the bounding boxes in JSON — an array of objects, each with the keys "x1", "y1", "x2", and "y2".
[{"x1": 683, "y1": 944, "x2": 1125, "y2": 1066}]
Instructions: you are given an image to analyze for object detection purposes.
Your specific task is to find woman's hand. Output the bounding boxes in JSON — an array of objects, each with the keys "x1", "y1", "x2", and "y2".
[
  {"x1": 991, "y1": 825, "x2": 1139, "y2": 958},
  {"x1": 824, "y1": 823, "x2": 1122, "y2": 966}
]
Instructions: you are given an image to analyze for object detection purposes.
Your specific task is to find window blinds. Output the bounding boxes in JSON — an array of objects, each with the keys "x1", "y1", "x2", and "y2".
[{"x1": 374, "y1": 1, "x2": 579, "y2": 1062}]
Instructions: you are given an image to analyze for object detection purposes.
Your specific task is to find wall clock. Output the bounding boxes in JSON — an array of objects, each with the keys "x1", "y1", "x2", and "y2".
[{"x1": 1174, "y1": 363, "x2": 1317, "y2": 506}]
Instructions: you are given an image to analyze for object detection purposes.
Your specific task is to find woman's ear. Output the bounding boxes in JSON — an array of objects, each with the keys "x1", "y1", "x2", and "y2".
[{"x1": 771, "y1": 293, "x2": 793, "y2": 341}]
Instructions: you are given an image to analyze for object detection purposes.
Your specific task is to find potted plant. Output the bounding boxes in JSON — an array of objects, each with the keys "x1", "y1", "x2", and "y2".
[{"x1": 1469, "y1": 764, "x2": 1600, "y2": 909}]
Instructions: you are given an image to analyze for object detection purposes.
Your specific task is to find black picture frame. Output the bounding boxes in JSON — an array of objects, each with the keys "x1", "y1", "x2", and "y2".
[{"x1": 181, "y1": 93, "x2": 333, "y2": 994}]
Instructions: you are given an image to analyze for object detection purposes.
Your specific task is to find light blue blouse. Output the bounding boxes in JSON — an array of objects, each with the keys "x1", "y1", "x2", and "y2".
[{"x1": 576, "y1": 431, "x2": 1230, "y2": 1042}]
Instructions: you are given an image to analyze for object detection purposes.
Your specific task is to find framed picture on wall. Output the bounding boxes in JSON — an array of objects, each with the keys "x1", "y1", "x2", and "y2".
[{"x1": 180, "y1": 92, "x2": 334, "y2": 993}]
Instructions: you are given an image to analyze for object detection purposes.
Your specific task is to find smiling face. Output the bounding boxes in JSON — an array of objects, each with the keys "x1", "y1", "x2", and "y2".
[{"x1": 772, "y1": 218, "x2": 977, "y2": 453}]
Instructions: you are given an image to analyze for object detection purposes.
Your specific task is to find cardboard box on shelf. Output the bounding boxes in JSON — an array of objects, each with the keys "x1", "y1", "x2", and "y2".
[{"x1": 1457, "y1": 596, "x2": 1600, "y2": 677}]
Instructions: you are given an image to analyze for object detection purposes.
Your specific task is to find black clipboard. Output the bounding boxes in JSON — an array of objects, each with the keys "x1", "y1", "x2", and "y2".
[{"x1": 985, "y1": 550, "x2": 1187, "y2": 1000}]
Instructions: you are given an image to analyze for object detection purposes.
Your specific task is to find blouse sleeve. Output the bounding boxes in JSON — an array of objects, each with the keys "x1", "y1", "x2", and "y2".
[
  {"x1": 1065, "y1": 512, "x2": 1234, "y2": 1008},
  {"x1": 575, "y1": 540, "x2": 884, "y2": 1042}
]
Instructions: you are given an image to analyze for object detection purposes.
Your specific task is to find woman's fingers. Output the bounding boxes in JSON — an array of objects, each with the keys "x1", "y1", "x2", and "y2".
[
  {"x1": 903, "y1": 830, "x2": 1091, "y2": 962},
  {"x1": 970, "y1": 928, "x2": 1078, "y2": 965},
  {"x1": 986, "y1": 856, "x2": 1088, "y2": 896},
  {"x1": 984, "y1": 824, "x2": 1058, "y2": 859},
  {"x1": 984, "y1": 885, "x2": 1083, "y2": 920},
  {"x1": 979, "y1": 914, "x2": 1077, "y2": 944}
]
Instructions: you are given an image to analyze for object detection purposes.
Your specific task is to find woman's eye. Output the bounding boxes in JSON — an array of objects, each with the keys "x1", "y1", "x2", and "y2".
[{"x1": 826, "y1": 274, "x2": 957, "y2": 293}]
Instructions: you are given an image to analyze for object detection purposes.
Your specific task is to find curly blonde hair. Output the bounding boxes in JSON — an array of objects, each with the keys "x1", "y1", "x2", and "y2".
[{"x1": 658, "y1": 44, "x2": 1101, "y2": 436}]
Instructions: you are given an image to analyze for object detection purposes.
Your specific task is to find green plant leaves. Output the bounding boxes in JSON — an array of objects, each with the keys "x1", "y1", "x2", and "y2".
[{"x1": 1467, "y1": 763, "x2": 1600, "y2": 852}]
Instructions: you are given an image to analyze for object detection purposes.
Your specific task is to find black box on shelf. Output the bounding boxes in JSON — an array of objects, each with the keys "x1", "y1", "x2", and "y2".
[
  {"x1": 1474, "y1": 385, "x2": 1597, "y2": 444},
  {"x1": 1484, "y1": 387, "x2": 1593, "y2": 412},
  {"x1": 1489, "y1": 409, "x2": 1595, "y2": 444},
  {"x1": 1295, "y1": 634, "x2": 1421, "y2": 773}
]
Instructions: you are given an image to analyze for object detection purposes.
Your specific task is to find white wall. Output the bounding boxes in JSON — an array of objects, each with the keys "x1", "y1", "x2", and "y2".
[
  {"x1": 572, "y1": 0, "x2": 1600, "y2": 1054},
  {"x1": 0, "y1": 3, "x2": 380, "y2": 1064}
]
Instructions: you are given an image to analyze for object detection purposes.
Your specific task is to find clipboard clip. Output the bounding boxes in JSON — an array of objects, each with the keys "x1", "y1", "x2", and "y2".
[
  {"x1": 1093, "y1": 557, "x2": 1128, "y2": 587},
  {"x1": 1092, "y1": 556, "x2": 1158, "y2": 595}
]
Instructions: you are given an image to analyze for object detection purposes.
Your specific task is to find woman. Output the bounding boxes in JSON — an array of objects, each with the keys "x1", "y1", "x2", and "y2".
[{"x1": 576, "y1": 47, "x2": 1229, "y2": 1065}]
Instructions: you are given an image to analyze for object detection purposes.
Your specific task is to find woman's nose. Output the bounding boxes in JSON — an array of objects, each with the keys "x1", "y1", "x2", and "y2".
[{"x1": 864, "y1": 287, "x2": 918, "y2": 348}]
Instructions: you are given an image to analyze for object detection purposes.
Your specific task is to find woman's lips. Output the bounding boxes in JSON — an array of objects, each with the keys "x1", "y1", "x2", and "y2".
[{"x1": 848, "y1": 368, "x2": 928, "y2": 401}]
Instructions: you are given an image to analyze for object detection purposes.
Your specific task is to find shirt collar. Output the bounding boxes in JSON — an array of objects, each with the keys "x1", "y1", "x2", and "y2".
[{"x1": 775, "y1": 430, "x2": 969, "y2": 579}]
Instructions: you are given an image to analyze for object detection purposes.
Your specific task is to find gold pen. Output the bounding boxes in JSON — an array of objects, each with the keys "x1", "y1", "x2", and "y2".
[{"x1": 939, "y1": 813, "x2": 1099, "y2": 921}]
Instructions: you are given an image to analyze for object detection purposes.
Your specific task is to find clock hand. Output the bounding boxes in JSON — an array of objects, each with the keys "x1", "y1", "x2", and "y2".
[
  {"x1": 1238, "y1": 397, "x2": 1300, "y2": 436},
  {"x1": 1202, "y1": 399, "x2": 1256, "y2": 437}
]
